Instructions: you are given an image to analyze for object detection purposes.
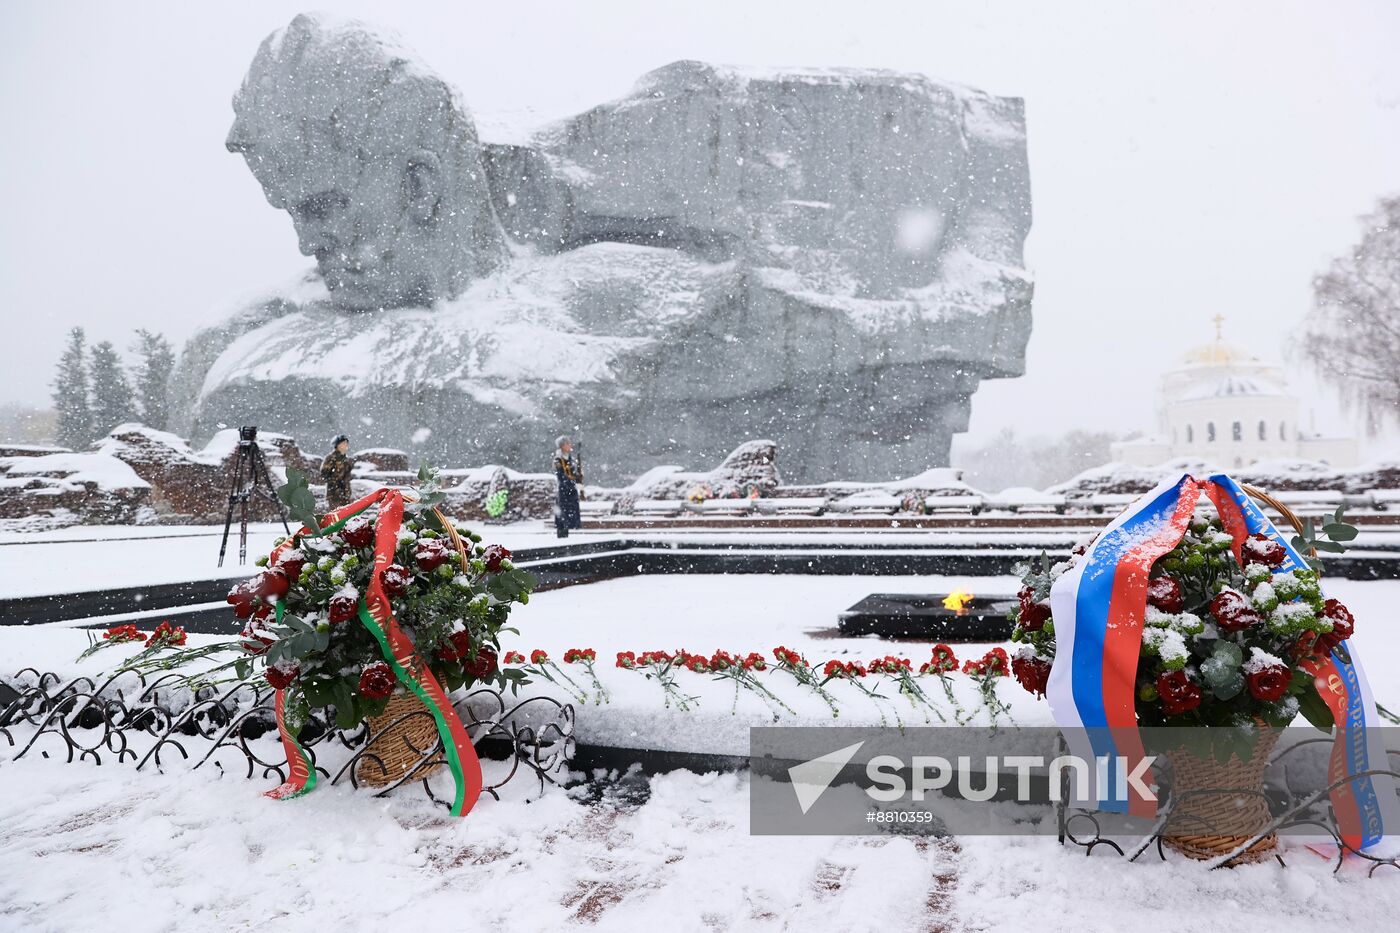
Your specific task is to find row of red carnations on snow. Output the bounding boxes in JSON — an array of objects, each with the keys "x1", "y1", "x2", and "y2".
[
  {"x1": 95, "y1": 629, "x2": 1047, "y2": 697},
  {"x1": 505, "y1": 645, "x2": 1034, "y2": 723},
  {"x1": 507, "y1": 644, "x2": 1027, "y2": 682},
  {"x1": 517, "y1": 645, "x2": 1043, "y2": 700},
  {"x1": 94, "y1": 625, "x2": 1050, "y2": 717}
]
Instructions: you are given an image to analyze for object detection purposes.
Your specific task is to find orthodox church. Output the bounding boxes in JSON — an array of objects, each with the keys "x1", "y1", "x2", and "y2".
[{"x1": 1110, "y1": 316, "x2": 1358, "y2": 469}]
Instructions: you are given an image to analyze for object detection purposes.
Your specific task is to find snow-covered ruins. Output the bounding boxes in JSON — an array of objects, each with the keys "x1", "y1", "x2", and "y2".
[{"x1": 173, "y1": 13, "x2": 1033, "y2": 483}]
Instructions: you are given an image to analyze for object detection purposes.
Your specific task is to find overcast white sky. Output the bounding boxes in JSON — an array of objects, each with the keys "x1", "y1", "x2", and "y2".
[{"x1": 2, "y1": 0, "x2": 1397, "y2": 450}]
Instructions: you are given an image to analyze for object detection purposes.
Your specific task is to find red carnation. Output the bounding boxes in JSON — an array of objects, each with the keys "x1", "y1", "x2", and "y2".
[
  {"x1": 273, "y1": 550, "x2": 306, "y2": 581},
  {"x1": 685, "y1": 655, "x2": 710, "y2": 673},
  {"x1": 530, "y1": 649, "x2": 549, "y2": 664},
  {"x1": 822, "y1": 659, "x2": 846, "y2": 678},
  {"x1": 1241, "y1": 533, "x2": 1287, "y2": 568},
  {"x1": 1156, "y1": 670, "x2": 1202, "y2": 716},
  {"x1": 709, "y1": 650, "x2": 736, "y2": 670},
  {"x1": 379, "y1": 564, "x2": 412, "y2": 598},
  {"x1": 328, "y1": 593, "x2": 358, "y2": 625},
  {"x1": 1146, "y1": 576, "x2": 1184, "y2": 614},
  {"x1": 265, "y1": 662, "x2": 299, "y2": 690},
  {"x1": 974, "y1": 648, "x2": 1009, "y2": 677},
  {"x1": 922, "y1": 644, "x2": 959, "y2": 674},
  {"x1": 504, "y1": 650, "x2": 526, "y2": 664},
  {"x1": 1017, "y1": 586, "x2": 1051, "y2": 632},
  {"x1": 482, "y1": 544, "x2": 512, "y2": 573},
  {"x1": 616, "y1": 650, "x2": 637, "y2": 669},
  {"x1": 145, "y1": 621, "x2": 187, "y2": 648},
  {"x1": 742, "y1": 652, "x2": 766, "y2": 671},
  {"x1": 1245, "y1": 663, "x2": 1290, "y2": 703},
  {"x1": 342, "y1": 516, "x2": 375, "y2": 548},
  {"x1": 870, "y1": 655, "x2": 911, "y2": 673},
  {"x1": 1018, "y1": 601, "x2": 1051, "y2": 632},
  {"x1": 465, "y1": 645, "x2": 498, "y2": 680},
  {"x1": 358, "y1": 662, "x2": 396, "y2": 700},
  {"x1": 564, "y1": 648, "x2": 598, "y2": 664},
  {"x1": 1012, "y1": 654, "x2": 1052, "y2": 697},
  {"x1": 1289, "y1": 632, "x2": 1322, "y2": 663},
  {"x1": 1210, "y1": 589, "x2": 1262, "y2": 633},
  {"x1": 1321, "y1": 599, "x2": 1355, "y2": 642},
  {"x1": 415, "y1": 539, "x2": 454, "y2": 572},
  {"x1": 103, "y1": 624, "x2": 144, "y2": 643},
  {"x1": 239, "y1": 619, "x2": 275, "y2": 656},
  {"x1": 252, "y1": 568, "x2": 290, "y2": 600},
  {"x1": 227, "y1": 580, "x2": 257, "y2": 619},
  {"x1": 438, "y1": 630, "x2": 473, "y2": 663},
  {"x1": 773, "y1": 646, "x2": 803, "y2": 667}
]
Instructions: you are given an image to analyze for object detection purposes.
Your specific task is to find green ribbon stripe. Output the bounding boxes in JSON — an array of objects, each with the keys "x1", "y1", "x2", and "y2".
[{"x1": 356, "y1": 601, "x2": 469, "y2": 813}]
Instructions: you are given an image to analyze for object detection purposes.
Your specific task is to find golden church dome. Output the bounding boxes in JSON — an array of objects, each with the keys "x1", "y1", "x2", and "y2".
[{"x1": 1180, "y1": 314, "x2": 1260, "y2": 367}]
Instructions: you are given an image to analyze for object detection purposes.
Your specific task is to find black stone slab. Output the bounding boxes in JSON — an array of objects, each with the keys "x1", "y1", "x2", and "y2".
[
  {"x1": 0, "y1": 578, "x2": 239, "y2": 627},
  {"x1": 5, "y1": 535, "x2": 1397, "y2": 631},
  {"x1": 837, "y1": 594, "x2": 1017, "y2": 640}
]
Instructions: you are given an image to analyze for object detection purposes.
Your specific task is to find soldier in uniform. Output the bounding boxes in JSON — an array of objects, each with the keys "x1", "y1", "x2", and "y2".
[
  {"x1": 553, "y1": 435, "x2": 583, "y2": 538},
  {"x1": 320, "y1": 434, "x2": 353, "y2": 510}
]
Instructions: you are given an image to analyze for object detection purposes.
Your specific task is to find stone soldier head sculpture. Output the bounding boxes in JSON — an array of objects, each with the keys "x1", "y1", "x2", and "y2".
[
  {"x1": 225, "y1": 14, "x2": 506, "y2": 311},
  {"x1": 188, "y1": 17, "x2": 1034, "y2": 483}
]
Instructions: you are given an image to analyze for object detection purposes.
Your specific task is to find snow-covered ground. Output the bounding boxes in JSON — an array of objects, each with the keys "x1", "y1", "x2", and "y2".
[
  {"x1": 2, "y1": 574, "x2": 1035, "y2": 749},
  {"x1": 2, "y1": 756, "x2": 1397, "y2": 933},
  {"x1": 5, "y1": 574, "x2": 1399, "y2": 744},
  {"x1": 0, "y1": 522, "x2": 597, "y2": 599},
  {"x1": 0, "y1": 520, "x2": 1080, "y2": 600},
  {"x1": 5, "y1": 521, "x2": 1396, "y2": 602},
  {"x1": 3, "y1": 532, "x2": 1400, "y2": 929}
]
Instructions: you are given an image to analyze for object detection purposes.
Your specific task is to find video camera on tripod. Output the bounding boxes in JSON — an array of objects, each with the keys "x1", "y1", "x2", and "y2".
[{"x1": 218, "y1": 425, "x2": 291, "y2": 567}]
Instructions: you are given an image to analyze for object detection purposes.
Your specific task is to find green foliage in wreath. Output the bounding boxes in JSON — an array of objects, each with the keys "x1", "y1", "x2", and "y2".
[{"x1": 1009, "y1": 509, "x2": 1360, "y2": 733}]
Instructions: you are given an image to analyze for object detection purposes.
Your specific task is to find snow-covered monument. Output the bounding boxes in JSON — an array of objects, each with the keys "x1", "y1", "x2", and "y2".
[
  {"x1": 173, "y1": 13, "x2": 1033, "y2": 483},
  {"x1": 1111, "y1": 317, "x2": 1358, "y2": 469}
]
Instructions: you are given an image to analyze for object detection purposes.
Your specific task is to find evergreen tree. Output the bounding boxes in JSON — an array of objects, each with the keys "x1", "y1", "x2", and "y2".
[
  {"x1": 132, "y1": 329, "x2": 175, "y2": 430},
  {"x1": 88, "y1": 340, "x2": 136, "y2": 439},
  {"x1": 51, "y1": 327, "x2": 93, "y2": 449}
]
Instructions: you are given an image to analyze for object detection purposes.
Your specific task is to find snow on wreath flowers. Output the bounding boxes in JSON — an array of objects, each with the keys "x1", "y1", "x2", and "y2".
[
  {"x1": 84, "y1": 467, "x2": 537, "y2": 733},
  {"x1": 1008, "y1": 511, "x2": 1361, "y2": 729}
]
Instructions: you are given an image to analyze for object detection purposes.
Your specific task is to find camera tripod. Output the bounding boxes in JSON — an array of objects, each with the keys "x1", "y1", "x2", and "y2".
[{"x1": 218, "y1": 426, "x2": 291, "y2": 567}]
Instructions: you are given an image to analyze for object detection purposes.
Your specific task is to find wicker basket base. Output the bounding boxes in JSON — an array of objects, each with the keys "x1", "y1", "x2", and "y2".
[
  {"x1": 1163, "y1": 832, "x2": 1278, "y2": 863},
  {"x1": 1162, "y1": 727, "x2": 1280, "y2": 865},
  {"x1": 356, "y1": 693, "x2": 443, "y2": 788}
]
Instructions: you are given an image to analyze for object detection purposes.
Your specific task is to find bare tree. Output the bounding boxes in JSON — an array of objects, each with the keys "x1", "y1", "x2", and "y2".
[{"x1": 1299, "y1": 197, "x2": 1400, "y2": 434}]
